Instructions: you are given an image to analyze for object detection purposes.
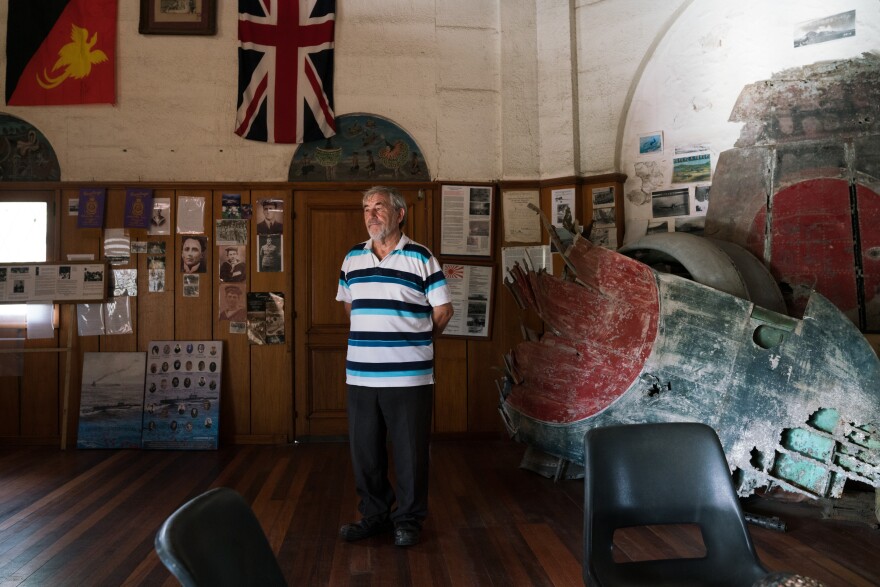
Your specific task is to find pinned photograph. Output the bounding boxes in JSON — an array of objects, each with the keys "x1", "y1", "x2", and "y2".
[
  {"x1": 183, "y1": 274, "x2": 200, "y2": 297},
  {"x1": 216, "y1": 219, "x2": 247, "y2": 245},
  {"x1": 638, "y1": 131, "x2": 663, "y2": 156},
  {"x1": 219, "y1": 245, "x2": 246, "y2": 282},
  {"x1": 672, "y1": 153, "x2": 711, "y2": 184},
  {"x1": 257, "y1": 234, "x2": 282, "y2": 272},
  {"x1": 221, "y1": 193, "x2": 242, "y2": 219},
  {"x1": 794, "y1": 10, "x2": 855, "y2": 48},
  {"x1": 256, "y1": 199, "x2": 283, "y2": 234},
  {"x1": 180, "y1": 236, "x2": 207, "y2": 273},
  {"x1": 148, "y1": 269, "x2": 165, "y2": 293},
  {"x1": 219, "y1": 284, "x2": 247, "y2": 321},
  {"x1": 148, "y1": 198, "x2": 171, "y2": 236},
  {"x1": 652, "y1": 188, "x2": 689, "y2": 218}
]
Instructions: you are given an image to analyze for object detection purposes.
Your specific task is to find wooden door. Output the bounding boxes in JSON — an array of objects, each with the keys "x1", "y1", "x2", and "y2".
[{"x1": 293, "y1": 188, "x2": 428, "y2": 437}]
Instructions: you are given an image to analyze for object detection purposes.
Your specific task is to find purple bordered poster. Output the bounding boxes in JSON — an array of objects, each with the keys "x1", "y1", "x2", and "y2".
[
  {"x1": 77, "y1": 188, "x2": 106, "y2": 229},
  {"x1": 124, "y1": 188, "x2": 154, "y2": 229}
]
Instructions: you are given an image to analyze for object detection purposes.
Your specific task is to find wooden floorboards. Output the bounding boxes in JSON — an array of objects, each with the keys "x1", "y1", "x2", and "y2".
[{"x1": 0, "y1": 439, "x2": 878, "y2": 586}]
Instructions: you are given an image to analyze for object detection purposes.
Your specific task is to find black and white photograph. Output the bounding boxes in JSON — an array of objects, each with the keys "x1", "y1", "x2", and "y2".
[
  {"x1": 651, "y1": 188, "x2": 689, "y2": 218},
  {"x1": 256, "y1": 199, "x2": 284, "y2": 234},
  {"x1": 257, "y1": 234, "x2": 282, "y2": 272},
  {"x1": 794, "y1": 10, "x2": 855, "y2": 48}
]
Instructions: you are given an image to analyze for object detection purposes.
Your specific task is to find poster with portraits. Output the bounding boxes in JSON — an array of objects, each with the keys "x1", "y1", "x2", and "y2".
[{"x1": 143, "y1": 340, "x2": 222, "y2": 450}]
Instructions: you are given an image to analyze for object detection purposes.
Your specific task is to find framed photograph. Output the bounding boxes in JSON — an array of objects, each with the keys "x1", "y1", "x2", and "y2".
[{"x1": 139, "y1": 0, "x2": 217, "y2": 35}]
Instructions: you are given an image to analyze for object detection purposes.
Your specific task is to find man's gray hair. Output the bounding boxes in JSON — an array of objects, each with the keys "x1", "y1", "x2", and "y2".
[{"x1": 363, "y1": 186, "x2": 407, "y2": 229}]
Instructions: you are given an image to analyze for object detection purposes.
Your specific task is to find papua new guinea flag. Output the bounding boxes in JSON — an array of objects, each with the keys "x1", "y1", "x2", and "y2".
[{"x1": 5, "y1": 0, "x2": 117, "y2": 105}]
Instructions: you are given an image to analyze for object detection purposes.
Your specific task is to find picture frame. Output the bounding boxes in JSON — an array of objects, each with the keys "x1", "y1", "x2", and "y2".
[
  {"x1": 437, "y1": 183, "x2": 496, "y2": 260},
  {"x1": 438, "y1": 263, "x2": 495, "y2": 340},
  {"x1": 139, "y1": 0, "x2": 217, "y2": 36}
]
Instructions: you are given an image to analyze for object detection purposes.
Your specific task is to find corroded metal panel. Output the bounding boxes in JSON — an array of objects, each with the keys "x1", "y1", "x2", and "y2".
[
  {"x1": 774, "y1": 140, "x2": 848, "y2": 190},
  {"x1": 767, "y1": 178, "x2": 858, "y2": 321},
  {"x1": 858, "y1": 184, "x2": 880, "y2": 331},
  {"x1": 704, "y1": 147, "x2": 770, "y2": 252},
  {"x1": 729, "y1": 56, "x2": 880, "y2": 147},
  {"x1": 500, "y1": 240, "x2": 880, "y2": 499}
]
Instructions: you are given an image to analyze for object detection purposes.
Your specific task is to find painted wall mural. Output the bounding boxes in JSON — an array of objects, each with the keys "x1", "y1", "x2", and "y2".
[
  {"x1": 0, "y1": 114, "x2": 61, "y2": 181},
  {"x1": 288, "y1": 114, "x2": 430, "y2": 182}
]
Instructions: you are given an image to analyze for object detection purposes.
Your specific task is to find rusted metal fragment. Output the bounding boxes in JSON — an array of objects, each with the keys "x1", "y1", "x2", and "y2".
[
  {"x1": 500, "y1": 238, "x2": 880, "y2": 499},
  {"x1": 858, "y1": 183, "x2": 880, "y2": 330},
  {"x1": 729, "y1": 55, "x2": 880, "y2": 147},
  {"x1": 503, "y1": 244, "x2": 658, "y2": 424},
  {"x1": 763, "y1": 178, "x2": 860, "y2": 322},
  {"x1": 703, "y1": 147, "x2": 769, "y2": 251},
  {"x1": 619, "y1": 232, "x2": 786, "y2": 314},
  {"x1": 774, "y1": 140, "x2": 848, "y2": 190},
  {"x1": 853, "y1": 135, "x2": 880, "y2": 186},
  {"x1": 709, "y1": 56, "x2": 880, "y2": 332}
]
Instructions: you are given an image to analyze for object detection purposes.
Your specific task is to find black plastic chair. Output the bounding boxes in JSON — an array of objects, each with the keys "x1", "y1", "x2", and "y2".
[
  {"x1": 583, "y1": 422, "x2": 769, "y2": 586},
  {"x1": 154, "y1": 487, "x2": 287, "y2": 587}
]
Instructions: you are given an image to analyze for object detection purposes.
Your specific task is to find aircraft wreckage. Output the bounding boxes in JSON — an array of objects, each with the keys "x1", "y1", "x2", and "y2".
[{"x1": 500, "y1": 221, "x2": 880, "y2": 501}]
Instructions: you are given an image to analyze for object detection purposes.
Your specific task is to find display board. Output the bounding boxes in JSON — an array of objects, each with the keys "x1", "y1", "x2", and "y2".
[
  {"x1": 0, "y1": 262, "x2": 107, "y2": 304},
  {"x1": 77, "y1": 352, "x2": 148, "y2": 449},
  {"x1": 142, "y1": 340, "x2": 222, "y2": 450}
]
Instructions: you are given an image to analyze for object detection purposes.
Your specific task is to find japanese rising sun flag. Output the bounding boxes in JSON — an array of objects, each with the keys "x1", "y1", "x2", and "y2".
[
  {"x1": 236, "y1": 0, "x2": 336, "y2": 144},
  {"x1": 5, "y1": 0, "x2": 117, "y2": 106}
]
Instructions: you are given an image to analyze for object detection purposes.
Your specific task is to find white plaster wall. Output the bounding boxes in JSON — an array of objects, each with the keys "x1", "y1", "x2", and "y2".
[
  {"x1": 575, "y1": 0, "x2": 688, "y2": 176},
  {"x1": 0, "y1": 0, "x2": 507, "y2": 182},
  {"x1": 620, "y1": 0, "x2": 880, "y2": 233},
  {"x1": 535, "y1": 0, "x2": 576, "y2": 179},
  {"x1": 500, "y1": 0, "x2": 540, "y2": 180}
]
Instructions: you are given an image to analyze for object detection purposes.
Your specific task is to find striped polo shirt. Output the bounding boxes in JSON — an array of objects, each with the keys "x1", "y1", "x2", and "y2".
[{"x1": 336, "y1": 234, "x2": 451, "y2": 387}]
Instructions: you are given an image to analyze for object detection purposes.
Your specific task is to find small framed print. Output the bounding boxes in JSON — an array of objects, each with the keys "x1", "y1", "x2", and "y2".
[{"x1": 139, "y1": 0, "x2": 217, "y2": 35}]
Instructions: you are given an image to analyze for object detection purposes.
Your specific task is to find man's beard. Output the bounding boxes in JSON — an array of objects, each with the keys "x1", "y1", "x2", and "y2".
[{"x1": 368, "y1": 223, "x2": 391, "y2": 241}]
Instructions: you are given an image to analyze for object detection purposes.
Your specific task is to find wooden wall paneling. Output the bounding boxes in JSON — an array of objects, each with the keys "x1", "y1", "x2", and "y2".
[
  {"x1": 248, "y1": 189, "x2": 292, "y2": 440},
  {"x1": 21, "y1": 335, "x2": 60, "y2": 439},
  {"x1": 467, "y1": 205, "x2": 509, "y2": 434},
  {"x1": 137, "y1": 189, "x2": 176, "y2": 351},
  {"x1": 213, "y1": 189, "x2": 252, "y2": 441},
  {"x1": 59, "y1": 188, "x2": 102, "y2": 446},
  {"x1": 174, "y1": 189, "x2": 213, "y2": 341},
  {"x1": 433, "y1": 337, "x2": 468, "y2": 433},
  {"x1": 293, "y1": 191, "x2": 309, "y2": 437},
  {"x1": 100, "y1": 188, "x2": 138, "y2": 353},
  {"x1": 0, "y1": 362, "x2": 20, "y2": 436}
]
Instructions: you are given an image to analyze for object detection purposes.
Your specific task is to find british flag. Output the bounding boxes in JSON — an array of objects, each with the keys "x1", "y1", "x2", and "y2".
[{"x1": 235, "y1": 0, "x2": 336, "y2": 144}]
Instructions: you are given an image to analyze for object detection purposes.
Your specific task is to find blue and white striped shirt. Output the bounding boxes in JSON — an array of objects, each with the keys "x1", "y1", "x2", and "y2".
[{"x1": 336, "y1": 234, "x2": 451, "y2": 387}]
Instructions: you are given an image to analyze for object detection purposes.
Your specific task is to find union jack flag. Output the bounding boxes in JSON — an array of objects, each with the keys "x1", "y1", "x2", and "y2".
[{"x1": 236, "y1": 0, "x2": 336, "y2": 144}]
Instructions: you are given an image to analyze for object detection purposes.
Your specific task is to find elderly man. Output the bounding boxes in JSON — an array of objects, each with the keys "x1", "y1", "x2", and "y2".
[{"x1": 336, "y1": 186, "x2": 453, "y2": 547}]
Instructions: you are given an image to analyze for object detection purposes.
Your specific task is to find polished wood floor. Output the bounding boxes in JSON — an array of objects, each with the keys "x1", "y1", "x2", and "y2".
[{"x1": 0, "y1": 439, "x2": 878, "y2": 586}]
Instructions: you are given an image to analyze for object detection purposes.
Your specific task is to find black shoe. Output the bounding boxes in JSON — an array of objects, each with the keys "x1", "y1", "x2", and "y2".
[
  {"x1": 339, "y1": 517, "x2": 393, "y2": 542},
  {"x1": 394, "y1": 522, "x2": 421, "y2": 547}
]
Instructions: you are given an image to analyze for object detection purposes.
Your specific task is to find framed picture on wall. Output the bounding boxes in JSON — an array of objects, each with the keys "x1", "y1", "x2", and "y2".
[
  {"x1": 139, "y1": 0, "x2": 217, "y2": 35},
  {"x1": 439, "y1": 263, "x2": 494, "y2": 340},
  {"x1": 438, "y1": 184, "x2": 495, "y2": 258}
]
